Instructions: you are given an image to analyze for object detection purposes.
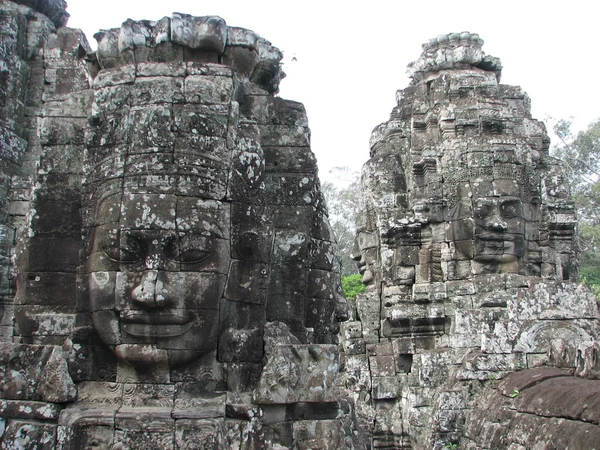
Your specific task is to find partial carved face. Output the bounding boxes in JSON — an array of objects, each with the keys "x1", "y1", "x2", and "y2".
[
  {"x1": 87, "y1": 193, "x2": 230, "y2": 368},
  {"x1": 353, "y1": 231, "x2": 379, "y2": 285}
]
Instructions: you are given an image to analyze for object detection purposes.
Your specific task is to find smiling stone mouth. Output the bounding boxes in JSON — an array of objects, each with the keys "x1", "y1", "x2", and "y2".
[
  {"x1": 121, "y1": 312, "x2": 194, "y2": 338},
  {"x1": 476, "y1": 233, "x2": 516, "y2": 241}
]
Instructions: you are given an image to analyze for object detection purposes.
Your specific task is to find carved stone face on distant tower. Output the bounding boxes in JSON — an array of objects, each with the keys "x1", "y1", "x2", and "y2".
[
  {"x1": 445, "y1": 161, "x2": 534, "y2": 275},
  {"x1": 472, "y1": 196, "x2": 525, "y2": 266},
  {"x1": 356, "y1": 31, "x2": 577, "y2": 337},
  {"x1": 343, "y1": 32, "x2": 597, "y2": 450}
]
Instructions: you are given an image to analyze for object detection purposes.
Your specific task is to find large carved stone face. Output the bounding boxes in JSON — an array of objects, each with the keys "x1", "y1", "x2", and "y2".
[
  {"x1": 449, "y1": 194, "x2": 526, "y2": 275},
  {"x1": 87, "y1": 193, "x2": 230, "y2": 368},
  {"x1": 472, "y1": 196, "x2": 525, "y2": 265}
]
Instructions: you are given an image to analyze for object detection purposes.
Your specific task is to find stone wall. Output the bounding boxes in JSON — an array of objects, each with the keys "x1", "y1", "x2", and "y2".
[
  {"x1": 0, "y1": 0, "x2": 78, "y2": 344},
  {"x1": 344, "y1": 32, "x2": 600, "y2": 449},
  {"x1": 1, "y1": 3, "x2": 600, "y2": 448},
  {"x1": 0, "y1": 4, "x2": 350, "y2": 448}
]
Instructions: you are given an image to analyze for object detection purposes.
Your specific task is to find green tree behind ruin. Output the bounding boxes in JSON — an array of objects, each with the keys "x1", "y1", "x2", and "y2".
[
  {"x1": 552, "y1": 118, "x2": 600, "y2": 296},
  {"x1": 322, "y1": 167, "x2": 361, "y2": 277}
]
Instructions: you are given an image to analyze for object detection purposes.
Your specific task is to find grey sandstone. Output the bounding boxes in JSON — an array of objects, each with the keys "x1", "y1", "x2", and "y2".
[
  {"x1": 0, "y1": 2, "x2": 599, "y2": 448},
  {"x1": 346, "y1": 31, "x2": 600, "y2": 449}
]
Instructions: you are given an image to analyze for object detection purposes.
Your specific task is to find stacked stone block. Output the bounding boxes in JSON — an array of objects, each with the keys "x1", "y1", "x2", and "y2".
[
  {"x1": 0, "y1": 5, "x2": 349, "y2": 449},
  {"x1": 345, "y1": 32, "x2": 600, "y2": 449}
]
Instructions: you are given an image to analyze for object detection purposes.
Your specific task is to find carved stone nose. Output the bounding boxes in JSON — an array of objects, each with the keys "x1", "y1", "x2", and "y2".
[
  {"x1": 361, "y1": 269, "x2": 374, "y2": 284},
  {"x1": 486, "y1": 217, "x2": 507, "y2": 232},
  {"x1": 131, "y1": 270, "x2": 158, "y2": 307}
]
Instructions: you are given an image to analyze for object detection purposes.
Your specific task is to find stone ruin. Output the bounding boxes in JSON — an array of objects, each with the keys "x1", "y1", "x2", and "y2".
[
  {"x1": 0, "y1": 1, "x2": 599, "y2": 449},
  {"x1": 0, "y1": 1, "x2": 349, "y2": 448},
  {"x1": 345, "y1": 31, "x2": 600, "y2": 448}
]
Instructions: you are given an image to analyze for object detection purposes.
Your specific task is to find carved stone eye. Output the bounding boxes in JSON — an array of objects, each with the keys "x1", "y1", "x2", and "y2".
[
  {"x1": 474, "y1": 204, "x2": 491, "y2": 219},
  {"x1": 102, "y1": 247, "x2": 140, "y2": 263},
  {"x1": 180, "y1": 249, "x2": 210, "y2": 264},
  {"x1": 500, "y1": 201, "x2": 521, "y2": 218}
]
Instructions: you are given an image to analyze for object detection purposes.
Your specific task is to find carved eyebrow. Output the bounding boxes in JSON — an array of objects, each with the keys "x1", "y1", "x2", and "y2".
[
  {"x1": 178, "y1": 233, "x2": 211, "y2": 249},
  {"x1": 500, "y1": 198, "x2": 522, "y2": 206}
]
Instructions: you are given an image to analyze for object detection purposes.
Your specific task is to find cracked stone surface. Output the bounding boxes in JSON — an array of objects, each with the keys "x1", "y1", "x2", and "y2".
[
  {"x1": 1, "y1": 1, "x2": 600, "y2": 447},
  {"x1": 0, "y1": 3, "x2": 349, "y2": 448},
  {"x1": 344, "y1": 31, "x2": 600, "y2": 449}
]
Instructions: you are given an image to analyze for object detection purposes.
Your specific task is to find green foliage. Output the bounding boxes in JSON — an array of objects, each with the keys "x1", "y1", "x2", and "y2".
[
  {"x1": 580, "y1": 270, "x2": 600, "y2": 299},
  {"x1": 341, "y1": 274, "x2": 366, "y2": 300},
  {"x1": 444, "y1": 443, "x2": 459, "y2": 450},
  {"x1": 510, "y1": 388, "x2": 520, "y2": 398},
  {"x1": 551, "y1": 118, "x2": 600, "y2": 299},
  {"x1": 322, "y1": 167, "x2": 361, "y2": 276}
]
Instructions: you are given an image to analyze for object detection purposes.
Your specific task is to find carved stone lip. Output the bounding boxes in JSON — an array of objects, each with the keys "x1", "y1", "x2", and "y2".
[
  {"x1": 120, "y1": 312, "x2": 194, "y2": 338},
  {"x1": 121, "y1": 312, "x2": 193, "y2": 325},
  {"x1": 476, "y1": 233, "x2": 516, "y2": 241},
  {"x1": 121, "y1": 312, "x2": 194, "y2": 338},
  {"x1": 121, "y1": 321, "x2": 194, "y2": 338}
]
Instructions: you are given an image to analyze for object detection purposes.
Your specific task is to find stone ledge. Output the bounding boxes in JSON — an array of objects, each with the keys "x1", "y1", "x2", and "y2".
[{"x1": 10, "y1": 0, "x2": 69, "y2": 28}]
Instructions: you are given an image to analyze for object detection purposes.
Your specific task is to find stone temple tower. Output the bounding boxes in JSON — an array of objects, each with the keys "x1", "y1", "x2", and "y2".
[
  {"x1": 0, "y1": 3, "x2": 349, "y2": 448},
  {"x1": 2, "y1": 3, "x2": 600, "y2": 447},
  {"x1": 343, "y1": 32, "x2": 600, "y2": 448}
]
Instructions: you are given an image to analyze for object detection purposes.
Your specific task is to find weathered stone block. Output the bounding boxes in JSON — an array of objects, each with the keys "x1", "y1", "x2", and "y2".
[
  {"x1": 292, "y1": 420, "x2": 345, "y2": 450},
  {"x1": 0, "y1": 400, "x2": 61, "y2": 420},
  {"x1": 263, "y1": 146, "x2": 316, "y2": 173},
  {"x1": 254, "y1": 344, "x2": 340, "y2": 404},
  {"x1": 265, "y1": 292, "x2": 305, "y2": 331},
  {"x1": 272, "y1": 231, "x2": 309, "y2": 265},
  {"x1": 175, "y1": 418, "x2": 225, "y2": 448},
  {"x1": 306, "y1": 269, "x2": 336, "y2": 299},
  {"x1": 263, "y1": 173, "x2": 319, "y2": 207},
  {"x1": 369, "y1": 354, "x2": 396, "y2": 377},
  {"x1": 184, "y1": 74, "x2": 233, "y2": 104},
  {"x1": 225, "y1": 260, "x2": 268, "y2": 304},
  {"x1": 341, "y1": 321, "x2": 362, "y2": 340},
  {"x1": 372, "y1": 376, "x2": 398, "y2": 399},
  {"x1": 1, "y1": 420, "x2": 57, "y2": 450},
  {"x1": 170, "y1": 14, "x2": 227, "y2": 53},
  {"x1": 15, "y1": 272, "x2": 77, "y2": 307},
  {"x1": 130, "y1": 76, "x2": 184, "y2": 105},
  {"x1": 260, "y1": 124, "x2": 310, "y2": 147},
  {"x1": 342, "y1": 338, "x2": 366, "y2": 355},
  {"x1": 343, "y1": 354, "x2": 371, "y2": 393},
  {"x1": 305, "y1": 296, "x2": 336, "y2": 341},
  {"x1": 218, "y1": 299, "x2": 264, "y2": 363},
  {"x1": 307, "y1": 239, "x2": 339, "y2": 272},
  {"x1": 0, "y1": 344, "x2": 75, "y2": 402}
]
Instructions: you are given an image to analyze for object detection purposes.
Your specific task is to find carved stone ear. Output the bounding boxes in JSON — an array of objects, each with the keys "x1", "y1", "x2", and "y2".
[{"x1": 237, "y1": 231, "x2": 261, "y2": 260}]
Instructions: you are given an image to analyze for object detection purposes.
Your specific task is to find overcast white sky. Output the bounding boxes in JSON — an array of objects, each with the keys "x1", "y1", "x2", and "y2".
[{"x1": 66, "y1": 0, "x2": 600, "y2": 181}]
